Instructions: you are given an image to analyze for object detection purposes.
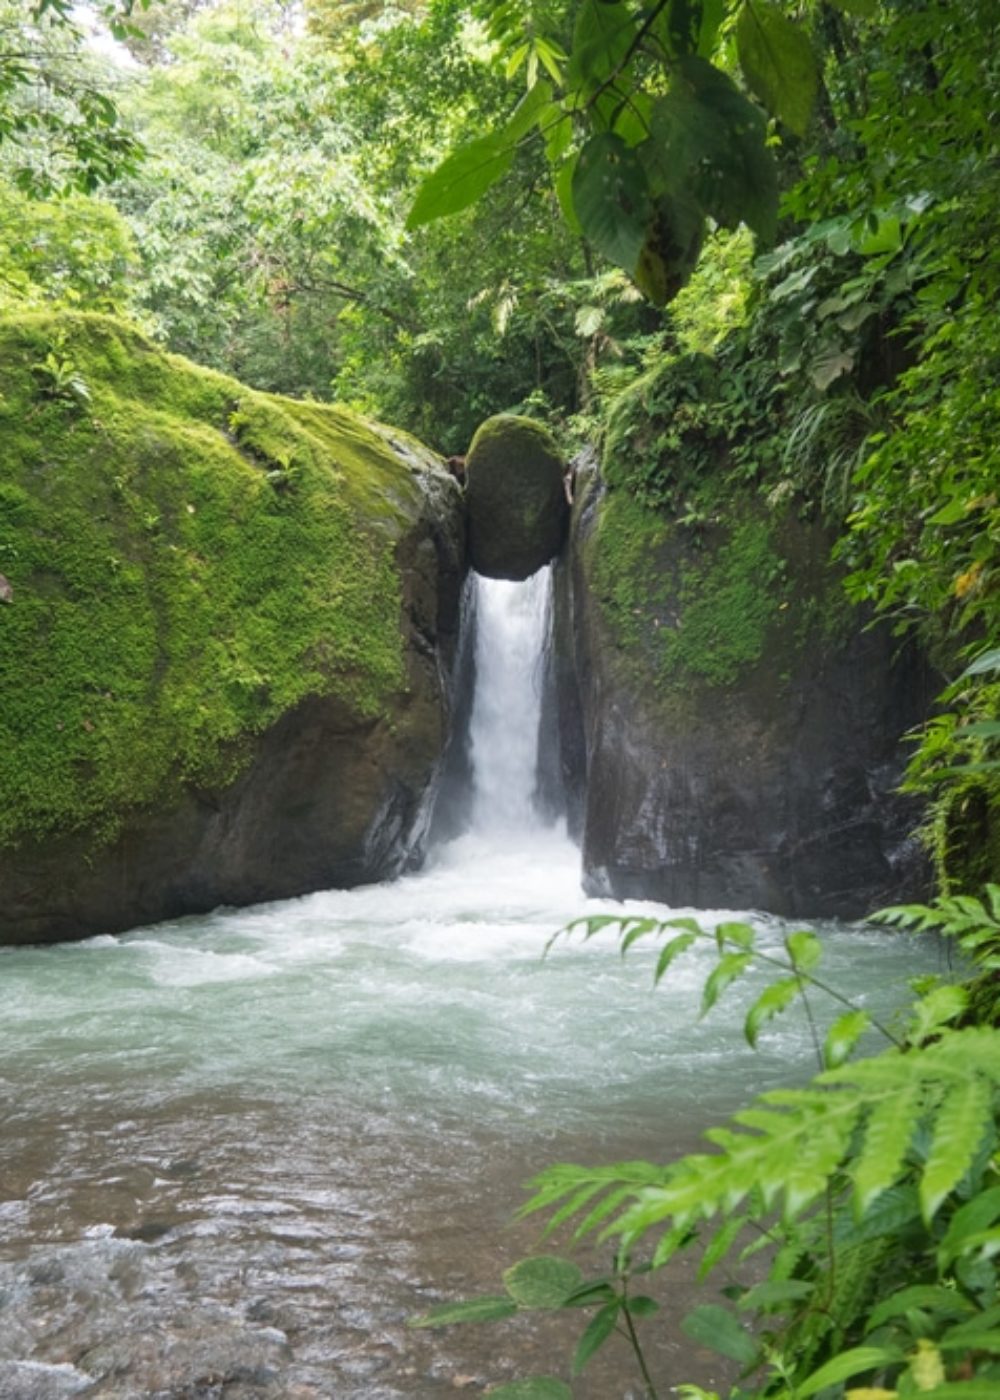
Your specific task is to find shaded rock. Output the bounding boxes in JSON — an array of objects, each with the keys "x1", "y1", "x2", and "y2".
[
  {"x1": 553, "y1": 461, "x2": 933, "y2": 918},
  {"x1": 465, "y1": 414, "x2": 568, "y2": 580}
]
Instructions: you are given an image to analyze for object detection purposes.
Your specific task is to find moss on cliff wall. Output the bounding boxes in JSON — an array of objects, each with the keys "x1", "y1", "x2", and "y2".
[{"x1": 0, "y1": 312, "x2": 432, "y2": 847}]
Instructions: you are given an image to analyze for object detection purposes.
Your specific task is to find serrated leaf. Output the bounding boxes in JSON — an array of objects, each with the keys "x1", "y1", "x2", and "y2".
[
  {"x1": 852, "y1": 1084, "x2": 920, "y2": 1212},
  {"x1": 736, "y1": 0, "x2": 818, "y2": 137},
  {"x1": 572, "y1": 1300, "x2": 620, "y2": 1374},
  {"x1": 698, "y1": 1213, "x2": 747, "y2": 1279},
  {"x1": 745, "y1": 977, "x2": 800, "y2": 1048},
  {"x1": 717, "y1": 920, "x2": 756, "y2": 949},
  {"x1": 503, "y1": 1256, "x2": 583, "y2": 1309},
  {"x1": 825, "y1": 1010, "x2": 871, "y2": 1068},
  {"x1": 701, "y1": 953, "x2": 753, "y2": 1017},
  {"x1": 798, "y1": 1346, "x2": 903, "y2": 1398},
  {"x1": 938, "y1": 1185, "x2": 1000, "y2": 1266},
  {"x1": 907, "y1": 985, "x2": 969, "y2": 1046},
  {"x1": 786, "y1": 929, "x2": 823, "y2": 972},
  {"x1": 921, "y1": 1076, "x2": 993, "y2": 1223},
  {"x1": 654, "y1": 931, "x2": 698, "y2": 984},
  {"x1": 681, "y1": 1304, "x2": 758, "y2": 1364},
  {"x1": 407, "y1": 134, "x2": 515, "y2": 228},
  {"x1": 411, "y1": 1295, "x2": 518, "y2": 1328}
]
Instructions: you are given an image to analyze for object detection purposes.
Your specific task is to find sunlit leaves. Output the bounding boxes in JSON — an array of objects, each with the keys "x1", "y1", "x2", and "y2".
[{"x1": 407, "y1": 134, "x2": 516, "y2": 228}]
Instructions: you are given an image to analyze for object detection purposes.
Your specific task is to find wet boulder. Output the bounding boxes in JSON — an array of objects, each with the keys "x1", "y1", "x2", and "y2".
[{"x1": 465, "y1": 414, "x2": 568, "y2": 580}]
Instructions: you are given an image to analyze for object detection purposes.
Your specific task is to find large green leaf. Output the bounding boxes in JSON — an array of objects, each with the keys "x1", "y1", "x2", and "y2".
[
  {"x1": 407, "y1": 133, "x2": 515, "y2": 228},
  {"x1": 502, "y1": 1256, "x2": 583, "y2": 1309},
  {"x1": 568, "y1": 0, "x2": 637, "y2": 93},
  {"x1": 572, "y1": 132, "x2": 651, "y2": 273},
  {"x1": 652, "y1": 0, "x2": 726, "y2": 59},
  {"x1": 744, "y1": 977, "x2": 800, "y2": 1048},
  {"x1": 634, "y1": 191, "x2": 706, "y2": 304},
  {"x1": 681, "y1": 1304, "x2": 758, "y2": 1364},
  {"x1": 647, "y1": 56, "x2": 778, "y2": 243},
  {"x1": 735, "y1": 0, "x2": 818, "y2": 137},
  {"x1": 502, "y1": 79, "x2": 553, "y2": 143}
]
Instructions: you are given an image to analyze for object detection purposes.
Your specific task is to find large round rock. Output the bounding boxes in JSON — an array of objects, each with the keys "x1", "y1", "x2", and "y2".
[{"x1": 465, "y1": 414, "x2": 568, "y2": 580}]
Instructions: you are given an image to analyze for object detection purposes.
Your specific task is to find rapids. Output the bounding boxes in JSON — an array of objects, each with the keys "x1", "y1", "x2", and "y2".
[{"x1": 0, "y1": 571, "x2": 936, "y2": 1399}]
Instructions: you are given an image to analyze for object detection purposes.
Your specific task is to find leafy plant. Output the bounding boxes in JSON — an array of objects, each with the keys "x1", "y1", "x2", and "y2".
[
  {"x1": 31, "y1": 349, "x2": 91, "y2": 405},
  {"x1": 414, "y1": 909, "x2": 1000, "y2": 1397}
]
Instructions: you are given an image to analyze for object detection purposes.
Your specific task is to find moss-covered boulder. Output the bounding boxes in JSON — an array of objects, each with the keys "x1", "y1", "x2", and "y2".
[
  {"x1": 465, "y1": 414, "x2": 568, "y2": 579},
  {"x1": 0, "y1": 312, "x2": 465, "y2": 944}
]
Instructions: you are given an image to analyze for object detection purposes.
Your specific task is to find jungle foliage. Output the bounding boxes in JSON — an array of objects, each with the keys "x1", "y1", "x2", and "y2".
[{"x1": 1, "y1": 1, "x2": 998, "y2": 1396}]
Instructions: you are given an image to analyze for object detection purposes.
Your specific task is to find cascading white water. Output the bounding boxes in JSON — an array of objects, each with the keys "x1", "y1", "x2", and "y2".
[{"x1": 466, "y1": 568, "x2": 552, "y2": 834}]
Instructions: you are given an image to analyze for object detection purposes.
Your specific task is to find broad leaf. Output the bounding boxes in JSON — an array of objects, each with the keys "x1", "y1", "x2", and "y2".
[
  {"x1": 503, "y1": 80, "x2": 553, "y2": 143},
  {"x1": 736, "y1": 0, "x2": 819, "y2": 137},
  {"x1": 568, "y1": 0, "x2": 636, "y2": 93},
  {"x1": 503, "y1": 1256, "x2": 583, "y2": 1309},
  {"x1": 681, "y1": 1304, "x2": 758, "y2": 1364},
  {"x1": 647, "y1": 58, "x2": 777, "y2": 243},
  {"x1": 572, "y1": 132, "x2": 651, "y2": 273},
  {"x1": 407, "y1": 134, "x2": 515, "y2": 228}
]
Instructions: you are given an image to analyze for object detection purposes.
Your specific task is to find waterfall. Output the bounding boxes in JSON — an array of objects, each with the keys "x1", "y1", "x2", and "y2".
[{"x1": 466, "y1": 568, "x2": 552, "y2": 835}]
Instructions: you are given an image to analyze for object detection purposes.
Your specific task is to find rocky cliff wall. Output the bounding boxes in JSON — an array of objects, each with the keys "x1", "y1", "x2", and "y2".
[
  {"x1": 0, "y1": 313, "x2": 465, "y2": 944},
  {"x1": 551, "y1": 458, "x2": 932, "y2": 918}
]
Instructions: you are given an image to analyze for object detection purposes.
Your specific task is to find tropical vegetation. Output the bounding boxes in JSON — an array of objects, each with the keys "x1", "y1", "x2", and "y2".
[{"x1": 2, "y1": 0, "x2": 998, "y2": 1394}]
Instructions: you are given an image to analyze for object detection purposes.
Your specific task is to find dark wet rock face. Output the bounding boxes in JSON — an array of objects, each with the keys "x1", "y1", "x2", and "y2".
[
  {"x1": 465, "y1": 414, "x2": 568, "y2": 580},
  {"x1": 553, "y1": 462, "x2": 932, "y2": 918}
]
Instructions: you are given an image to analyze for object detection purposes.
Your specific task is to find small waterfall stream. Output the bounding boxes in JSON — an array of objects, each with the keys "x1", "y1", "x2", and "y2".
[{"x1": 0, "y1": 572, "x2": 937, "y2": 1398}]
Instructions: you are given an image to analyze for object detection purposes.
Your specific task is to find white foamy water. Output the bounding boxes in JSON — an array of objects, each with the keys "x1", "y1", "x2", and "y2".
[{"x1": 0, "y1": 572, "x2": 939, "y2": 1398}]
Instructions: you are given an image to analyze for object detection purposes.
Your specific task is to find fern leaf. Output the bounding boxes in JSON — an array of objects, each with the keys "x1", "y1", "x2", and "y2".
[
  {"x1": 921, "y1": 1075, "x2": 994, "y2": 1222},
  {"x1": 852, "y1": 1082, "x2": 922, "y2": 1213}
]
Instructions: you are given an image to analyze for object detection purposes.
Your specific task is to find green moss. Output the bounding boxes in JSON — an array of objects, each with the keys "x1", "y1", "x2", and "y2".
[
  {"x1": 590, "y1": 488, "x2": 849, "y2": 695},
  {"x1": 0, "y1": 311, "x2": 421, "y2": 847}
]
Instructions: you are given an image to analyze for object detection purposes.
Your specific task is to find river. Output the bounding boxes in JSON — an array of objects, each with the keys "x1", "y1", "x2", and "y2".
[{"x1": 0, "y1": 571, "x2": 935, "y2": 1399}]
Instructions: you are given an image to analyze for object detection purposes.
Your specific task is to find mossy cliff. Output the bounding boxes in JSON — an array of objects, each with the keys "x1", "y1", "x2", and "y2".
[
  {"x1": 0, "y1": 313, "x2": 465, "y2": 943},
  {"x1": 549, "y1": 365, "x2": 933, "y2": 917}
]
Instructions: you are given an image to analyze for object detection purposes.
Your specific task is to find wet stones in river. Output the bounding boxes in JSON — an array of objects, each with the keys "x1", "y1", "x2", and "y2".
[{"x1": 465, "y1": 414, "x2": 569, "y2": 580}]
